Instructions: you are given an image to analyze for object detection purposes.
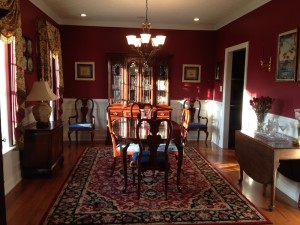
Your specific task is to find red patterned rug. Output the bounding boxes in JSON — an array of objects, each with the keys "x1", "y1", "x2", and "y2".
[{"x1": 43, "y1": 146, "x2": 271, "y2": 225}]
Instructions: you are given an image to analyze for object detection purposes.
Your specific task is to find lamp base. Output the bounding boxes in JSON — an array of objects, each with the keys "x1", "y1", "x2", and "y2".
[{"x1": 32, "y1": 102, "x2": 52, "y2": 125}]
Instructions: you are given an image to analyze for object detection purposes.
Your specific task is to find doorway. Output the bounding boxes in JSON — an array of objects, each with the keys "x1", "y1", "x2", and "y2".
[
  {"x1": 221, "y1": 42, "x2": 248, "y2": 149},
  {"x1": 228, "y1": 49, "x2": 245, "y2": 148}
]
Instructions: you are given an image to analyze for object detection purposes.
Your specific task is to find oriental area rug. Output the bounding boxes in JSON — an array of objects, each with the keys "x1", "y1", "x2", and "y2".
[{"x1": 43, "y1": 146, "x2": 271, "y2": 225}]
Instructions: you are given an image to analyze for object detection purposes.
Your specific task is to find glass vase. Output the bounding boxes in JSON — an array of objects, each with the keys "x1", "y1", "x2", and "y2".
[{"x1": 256, "y1": 112, "x2": 265, "y2": 132}]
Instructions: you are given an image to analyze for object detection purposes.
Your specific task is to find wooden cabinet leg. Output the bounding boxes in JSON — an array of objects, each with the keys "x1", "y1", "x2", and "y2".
[{"x1": 238, "y1": 169, "x2": 243, "y2": 183}]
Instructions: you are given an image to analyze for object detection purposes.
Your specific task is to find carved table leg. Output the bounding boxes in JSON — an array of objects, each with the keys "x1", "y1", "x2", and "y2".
[
  {"x1": 269, "y1": 160, "x2": 280, "y2": 211},
  {"x1": 121, "y1": 144, "x2": 129, "y2": 193}
]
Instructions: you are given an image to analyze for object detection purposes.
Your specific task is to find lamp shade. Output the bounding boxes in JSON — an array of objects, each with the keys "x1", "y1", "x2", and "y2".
[
  {"x1": 126, "y1": 35, "x2": 137, "y2": 45},
  {"x1": 26, "y1": 81, "x2": 58, "y2": 127},
  {"x1": 26, "y1": 81, "x2": 58, "y2": 101}
]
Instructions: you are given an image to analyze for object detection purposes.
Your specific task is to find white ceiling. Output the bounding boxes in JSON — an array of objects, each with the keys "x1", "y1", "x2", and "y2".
[{"x1": 29, "y1": 0, "x2": 271, "y2": 30}]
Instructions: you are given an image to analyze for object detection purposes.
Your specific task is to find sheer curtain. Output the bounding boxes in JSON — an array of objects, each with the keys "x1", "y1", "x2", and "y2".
[{"x1": 0, "y1": 0, "x2": 25, "y2": 149}]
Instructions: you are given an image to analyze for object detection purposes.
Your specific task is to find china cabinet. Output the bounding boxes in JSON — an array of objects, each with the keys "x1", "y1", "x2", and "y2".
[
  {"x1": 106, "y1": 53, "x2": 172, "y2": 144},
  {"x1": 107, "y1": 53, "x2": 172, "y2": 118}
]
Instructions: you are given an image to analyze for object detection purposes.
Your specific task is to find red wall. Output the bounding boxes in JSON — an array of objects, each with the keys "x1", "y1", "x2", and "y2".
[
  {"x1": 215, "y1": 0, "x2": 300, "y2": 118},
  {"x1": 21, "y1": 0, "x2": 300, "y2": 118},
  {"x1": 60, "y1": 26, "x2": 216, "y2": 100}
]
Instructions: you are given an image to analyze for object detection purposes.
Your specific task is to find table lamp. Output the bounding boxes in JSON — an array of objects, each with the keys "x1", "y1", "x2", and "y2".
[{"x1": 26, "y1": 81, "x2": 58, "y2": 128}]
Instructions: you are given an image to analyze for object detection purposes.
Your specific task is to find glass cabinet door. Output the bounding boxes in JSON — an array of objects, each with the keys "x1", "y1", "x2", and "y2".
[
  {"x1": 156, "y1": 64, "x2": 169, "y2": 105},
  {"x1": 128, "y1": 61, "x2": 138, "y2": 103},
  {"x1": 141, "y1": 63, "x2": 153, "y2": 104},
  {"x1": 108, "y1": 54, "x2": 171, "y2": 108},
  {"x1": 111, "y1": 63, "x2": 123, "y2": 104}
]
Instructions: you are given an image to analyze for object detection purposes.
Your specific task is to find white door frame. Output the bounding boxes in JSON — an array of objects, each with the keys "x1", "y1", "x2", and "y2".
[{"x1": 220, "y1": 42, "x2": 249, "y2": 149}]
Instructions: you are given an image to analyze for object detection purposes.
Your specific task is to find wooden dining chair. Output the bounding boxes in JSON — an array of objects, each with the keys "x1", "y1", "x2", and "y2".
[
  {"x1": 183, "y1": 99, "x2": 209, "y2": 146},
  {"x1": 130, "y1": 118, "x2": 173, "y2": 200},
  {"x1": 68, "y1": 98, "x2": 95, "y2": 145},
  {"x1": 130, "y1": 102, "x2": 153, "y2": 120},
  {"x1": 106, "y1": 109, "x2": 139, "y2": 176},
  {"x1": 157, "y1": 108, "x2": 190, "y2": 154}
]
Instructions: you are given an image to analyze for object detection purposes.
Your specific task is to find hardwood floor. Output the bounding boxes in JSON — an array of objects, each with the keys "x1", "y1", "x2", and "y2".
[{"x1": 4, "y1": 141, "x2": 300, "y2": 225}]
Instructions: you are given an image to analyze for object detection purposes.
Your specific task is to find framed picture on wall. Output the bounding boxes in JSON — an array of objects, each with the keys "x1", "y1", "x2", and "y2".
[
  {"x1": 182, "y1": 64, "x2": 201, "y2": 83},
  {"x1": 276, "y1": 29, "x2": 298, "y2": 81},
  {"x1": 297, "y1": 33, "x2": 300, "y2": 81},
  {"x1": 75, "y1": 62, "x2": 95, "y2": 81}
]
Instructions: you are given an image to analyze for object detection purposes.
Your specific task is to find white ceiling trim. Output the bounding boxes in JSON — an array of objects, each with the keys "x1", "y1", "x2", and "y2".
[{"x1": 214, "y1": 0, "x2": 271, "y2": 30}]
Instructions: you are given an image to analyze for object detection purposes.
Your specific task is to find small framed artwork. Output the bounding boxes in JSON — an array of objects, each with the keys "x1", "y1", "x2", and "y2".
[
  {"x1": 182, "y1": 64, "x2": 201, "y2": 83},
  {"x1": 276, "y1": 29, "x2": 298, "y2": 81},
  {"x1": 215, "y1": 62, "x2": 222, "y2": 81},
  {"x1": 75, "y1": 62, "x2": 95, "y2": 81}
]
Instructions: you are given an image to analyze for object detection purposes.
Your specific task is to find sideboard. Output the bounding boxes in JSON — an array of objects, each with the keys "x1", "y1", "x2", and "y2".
[
  {"x1": 21, "y1": 121, "x2": 64, "y2": 178},
  {"x1": 235, "y1": 130, "x2": 300, "y2": 210}
]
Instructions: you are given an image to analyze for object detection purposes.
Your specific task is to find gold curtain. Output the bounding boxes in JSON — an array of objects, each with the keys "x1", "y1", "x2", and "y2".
[
  {"x1": 37, "y1": 19, "x2": 64, "y2": 118},
  {"x1": 0, "y1": 0, "x2": 26, "y2": 149},
  {"x1": 0, "y1": 0, "x2": 20, "y2": 43}
]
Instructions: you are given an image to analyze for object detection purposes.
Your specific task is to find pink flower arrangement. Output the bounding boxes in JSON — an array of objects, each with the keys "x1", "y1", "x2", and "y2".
[{"x1": 250, "y1": 96, "x2": 274, "y2": 114}]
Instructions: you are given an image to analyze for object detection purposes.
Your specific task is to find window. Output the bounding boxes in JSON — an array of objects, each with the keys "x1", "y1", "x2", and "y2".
[
  {"x1": 0, "y1": 39, "x2": 17, "y2": 154},
  {"x1": 50, "y1": 51, "x2": 60, "y2": 121}
]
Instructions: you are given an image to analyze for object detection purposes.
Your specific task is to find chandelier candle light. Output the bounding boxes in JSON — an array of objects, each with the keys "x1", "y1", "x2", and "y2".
[{"x1": 126, "y1": 0, "x2": 166, "y2": 62}]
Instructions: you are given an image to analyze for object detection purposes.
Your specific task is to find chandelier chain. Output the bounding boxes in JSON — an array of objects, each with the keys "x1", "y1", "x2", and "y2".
[
  {"x1": 146, "y1": 0, "x2": 148, "y2": 20},
  {"x1": 142, "y1": 0, "x2": 151, "y2": 33}
]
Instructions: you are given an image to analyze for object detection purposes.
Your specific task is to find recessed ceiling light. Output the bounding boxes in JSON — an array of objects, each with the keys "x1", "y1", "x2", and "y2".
[
  {"x1": 81, "y1": 13, "x2": 87, "y2": 17},
  {"x1": 194, "y1": 18, "x2": 199, "y2": 22}
]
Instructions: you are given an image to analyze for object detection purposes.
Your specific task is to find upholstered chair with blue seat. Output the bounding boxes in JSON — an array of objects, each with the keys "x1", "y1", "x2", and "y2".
[
  {"x1": 68, "y1": 98, "x2": 95, "y2": 145},
  {"x1": 183, "y1": 99, "x2": 209, "y2": 146}
]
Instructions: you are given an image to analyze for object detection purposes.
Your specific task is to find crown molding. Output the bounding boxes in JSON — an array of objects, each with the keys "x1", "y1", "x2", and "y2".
[{"x1": 29, "y1": 0, "x2": 271, "y2": 31}]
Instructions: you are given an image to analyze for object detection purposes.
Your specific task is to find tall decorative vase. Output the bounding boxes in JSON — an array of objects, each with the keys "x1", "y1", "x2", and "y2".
[{"x1": 256, "y1": 112, "x2": 265, "y2": 132}]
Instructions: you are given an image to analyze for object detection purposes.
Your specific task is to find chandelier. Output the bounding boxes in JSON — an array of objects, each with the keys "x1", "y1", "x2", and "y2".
[{"x1": 126, "y1": 0, "x2": 166, "y2": 62}]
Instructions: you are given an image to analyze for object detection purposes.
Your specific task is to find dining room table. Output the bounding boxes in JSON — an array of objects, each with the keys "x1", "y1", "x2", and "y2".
[{"x1": 112, "y1": 117, "x2": 184, "y2": 193}]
